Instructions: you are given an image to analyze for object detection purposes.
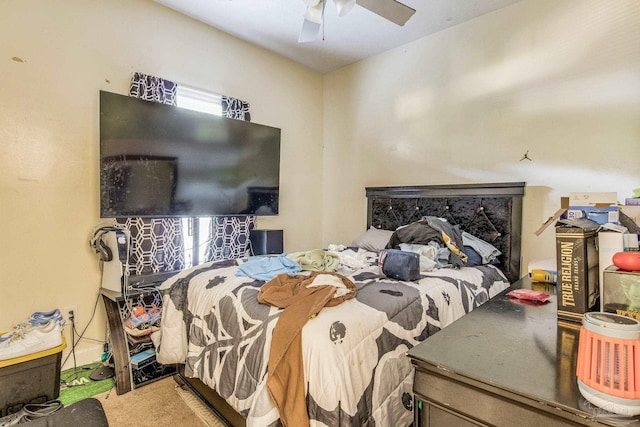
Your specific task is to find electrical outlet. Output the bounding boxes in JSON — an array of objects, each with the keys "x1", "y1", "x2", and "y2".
[{"x1": 63, "y1": 305, "x2": 78, "y2": 325}]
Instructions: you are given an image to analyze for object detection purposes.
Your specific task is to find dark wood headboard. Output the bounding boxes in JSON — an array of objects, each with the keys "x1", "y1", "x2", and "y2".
[{"x1": 365, "y1": 182, "x2": 525, "y2": 283}]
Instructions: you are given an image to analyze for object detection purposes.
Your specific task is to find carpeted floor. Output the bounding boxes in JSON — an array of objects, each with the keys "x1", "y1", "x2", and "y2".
[
  {"x1": 58, "y1": 362, "x2": 227, "y2": 426},
  {"x1": 95, "y1": 376, "x2": 226, "y2": 427}
]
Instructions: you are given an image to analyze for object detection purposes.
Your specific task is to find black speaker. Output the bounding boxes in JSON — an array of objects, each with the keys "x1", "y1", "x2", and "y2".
[{"x1": 250, "y1": 229, "x2": 283, "y2": 255}]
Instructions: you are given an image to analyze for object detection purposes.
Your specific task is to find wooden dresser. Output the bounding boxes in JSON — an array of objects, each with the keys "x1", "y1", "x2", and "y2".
[{"x1": 408, "y1": 277, "x2": 640, "y2": 427}]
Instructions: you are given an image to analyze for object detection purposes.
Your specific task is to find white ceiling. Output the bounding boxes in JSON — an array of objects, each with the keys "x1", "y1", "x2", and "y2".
[{"x1": 154, "y1": 0, "x2": 523, "y2": 74}]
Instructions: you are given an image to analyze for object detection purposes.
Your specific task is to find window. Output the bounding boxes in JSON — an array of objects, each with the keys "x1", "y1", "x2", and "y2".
[
  {"x1": 176, "y1": 85, "x2": 222, "y2": 116},
  {"x1": 179, "y1": 217, "x2": 215, "y2": 268},
  {"x1": 176, "y1": 85, "x2": 222, "y2": 266}
]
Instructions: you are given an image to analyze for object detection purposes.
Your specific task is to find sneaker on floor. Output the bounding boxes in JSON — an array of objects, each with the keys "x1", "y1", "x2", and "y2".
[{"x1": 0, "y1": 320, "x2": 63, "y2": 361}]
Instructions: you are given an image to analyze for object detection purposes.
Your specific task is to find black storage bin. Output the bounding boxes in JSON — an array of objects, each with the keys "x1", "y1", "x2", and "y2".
[{"x1": 0, "y1": 339, "x2": 65, "y2": 416}]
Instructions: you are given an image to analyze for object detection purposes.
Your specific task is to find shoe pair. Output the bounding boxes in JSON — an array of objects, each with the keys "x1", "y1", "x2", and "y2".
[
  {"x1": 0, "y1": 309, "x2": 65, "y2": 344},
  {"x1": 124, "y1": 324, "x2": 159, "y2": 337},
  {"x1": 0, "y1": 320, "x2": 63, "y2": 361},
  {"x1": 125, "y1": 304, "x2": 162, "y2": 329},
  {"x1": 0, "y1": 400, "x2": 63, "y2": 426}
]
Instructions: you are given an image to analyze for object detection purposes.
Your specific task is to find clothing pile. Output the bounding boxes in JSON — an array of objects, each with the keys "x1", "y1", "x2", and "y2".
[{"x1": 386, "y1": 216, "x2": 501, "y2": 271}]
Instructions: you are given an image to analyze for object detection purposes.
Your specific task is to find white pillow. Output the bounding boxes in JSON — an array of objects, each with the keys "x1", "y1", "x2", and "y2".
[{"x1": 351, "y1": 227, "x2": 393, "y2": 252}]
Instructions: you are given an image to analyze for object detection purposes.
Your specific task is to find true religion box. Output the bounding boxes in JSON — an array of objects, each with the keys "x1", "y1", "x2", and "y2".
[
  {"x1": 556, "y1": 225, "x2": 599, "y2": 322},
  {"x1": 601, "y1": 266, "x2": 640, "y2": 321}
]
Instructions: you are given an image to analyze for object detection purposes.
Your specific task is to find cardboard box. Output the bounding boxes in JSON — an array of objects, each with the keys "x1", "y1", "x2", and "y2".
[
  {"x1": 534, "y1": 197, "x2": 570, "y2": 236},
  {"x1": 621, "y1": 205, "x2": 640, "y2": 226},
  {"x1": 536, "y1": 194, "x2": 627, "y2": 237},
  {"x1": 556, "y1": 225, "x2": 599, "y2": 322},
  {"x1": 601, "y1": 266, "x2": 640, "y2": 321},
  {"x1": 567, "y1": 192, "x2": 618, "y2": 224},
  {"x1": 569, "y1": 192, "x2": 617, "y2": 206}
]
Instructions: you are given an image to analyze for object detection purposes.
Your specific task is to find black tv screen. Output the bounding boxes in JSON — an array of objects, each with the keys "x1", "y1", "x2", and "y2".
[{"x1": 100, "y1": 90, "x2": 281, "y2": 217}]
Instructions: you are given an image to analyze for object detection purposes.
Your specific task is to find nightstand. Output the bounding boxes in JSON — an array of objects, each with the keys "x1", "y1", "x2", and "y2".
[{"x1": 408, "y1": 277, "x2": 640, "y2": 426}]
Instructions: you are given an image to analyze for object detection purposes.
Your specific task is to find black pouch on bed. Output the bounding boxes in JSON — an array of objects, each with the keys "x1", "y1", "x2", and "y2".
[{"x1": 379, "y1": 249, "x2": 420, "y2": 281}]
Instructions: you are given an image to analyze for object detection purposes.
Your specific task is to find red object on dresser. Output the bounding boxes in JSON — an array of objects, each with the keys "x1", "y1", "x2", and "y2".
[{"x1": 613, "y1": 251, "x2": 640, "y2": 271}]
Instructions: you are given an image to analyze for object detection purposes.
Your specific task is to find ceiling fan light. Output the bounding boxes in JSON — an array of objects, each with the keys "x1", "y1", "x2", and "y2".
[
  {"x1": 304, "y1": 0, "x2": 325, "y2": 24},
  {"x1": 334, "y1": 0, "x2": 356, "y2": 16}
]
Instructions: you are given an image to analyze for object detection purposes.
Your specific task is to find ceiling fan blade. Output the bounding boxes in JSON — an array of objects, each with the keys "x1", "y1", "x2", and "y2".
[
  {"x1": 304, "y1": 0, "x2": 325, "y2": 23},
  {"x1": 335, "y1": 0, "x2": 356, "y2": 16},
  {"x1": 299, "y1": 18, "x2": 322, "y2": 42},
  {"x1": 356, "y1": 0, "x2": 416, "y2": 26},
  {"x1": 299, "y1": 0, "x2": 325, "y2": 43}
]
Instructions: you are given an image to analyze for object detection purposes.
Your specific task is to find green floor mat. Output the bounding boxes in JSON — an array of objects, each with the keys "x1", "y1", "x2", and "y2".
[{"x1": 59, "y1": 363, "x2": 115, "y2": 406}]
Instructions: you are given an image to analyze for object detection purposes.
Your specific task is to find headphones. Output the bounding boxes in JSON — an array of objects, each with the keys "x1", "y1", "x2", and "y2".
[{"x1": 90, "y1": 224, "x2": 125, "y2": 262}]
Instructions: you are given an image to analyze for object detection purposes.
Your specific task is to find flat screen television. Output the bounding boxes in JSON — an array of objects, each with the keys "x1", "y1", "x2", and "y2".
[{"x1": 100, "y1": 90, "x2": 281, "y2": 217}]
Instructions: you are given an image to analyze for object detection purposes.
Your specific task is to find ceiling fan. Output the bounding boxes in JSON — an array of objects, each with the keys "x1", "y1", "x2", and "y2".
[{"x1": 299, "y1": 0, "x2": 416, "y2": 42}]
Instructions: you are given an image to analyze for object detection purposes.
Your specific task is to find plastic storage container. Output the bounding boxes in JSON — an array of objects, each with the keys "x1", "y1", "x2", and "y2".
[{"x1": 0, "y1": 336, "x2": 66, "y2": 417}]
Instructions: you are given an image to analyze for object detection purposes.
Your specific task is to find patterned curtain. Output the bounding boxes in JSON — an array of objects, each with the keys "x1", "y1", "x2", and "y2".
[
  {"x1": 129, "y1": 72, "x2": 177, "y2": 106},
  {"x1": 203, "y1": 95, "x2": 255, "y2": 262},
  {"x1": 116, "y1": 218, "x2": 186, "y2": 275},
  {"x1": 221, "y1": 95, "x2": 251, "y2": 121},
  {"x1": 203, "y1": 216, "x2": 257, "y2": 262},
  {"x1": 123, "y1": 72, "x2": 186, "y2": 275}
]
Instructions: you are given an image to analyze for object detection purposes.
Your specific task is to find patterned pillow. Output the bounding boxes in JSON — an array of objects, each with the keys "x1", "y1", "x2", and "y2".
[{"x1": 351, "y1": 227, "x2": 393, "y2": 252}]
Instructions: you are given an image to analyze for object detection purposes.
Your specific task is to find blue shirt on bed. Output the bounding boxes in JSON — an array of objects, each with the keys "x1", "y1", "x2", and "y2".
[{"x1": 236, "y1": 254, "x2": 302, "y2": 281}]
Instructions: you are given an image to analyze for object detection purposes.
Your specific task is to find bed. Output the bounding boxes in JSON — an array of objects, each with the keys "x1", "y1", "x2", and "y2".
[{"x1": 156, "y1": 182, "x2": 525, "y2": 427}]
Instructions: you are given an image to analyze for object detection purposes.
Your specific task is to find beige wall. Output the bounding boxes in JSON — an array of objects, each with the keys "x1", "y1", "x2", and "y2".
[
  {"x1": 0, "y1": 0, "x2": 323, "y2": 365},
  {"x1": 323, "y1": 0, "x2": 640, "y2": 272}
]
